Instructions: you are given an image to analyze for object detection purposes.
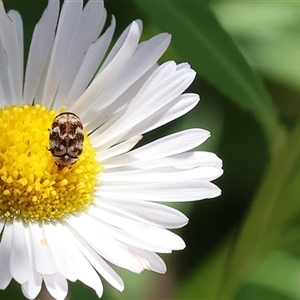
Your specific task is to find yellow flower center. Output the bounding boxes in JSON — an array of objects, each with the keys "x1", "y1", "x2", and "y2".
[{"x1": 0, "y1": 104, "x2": 102, "y2": 221}]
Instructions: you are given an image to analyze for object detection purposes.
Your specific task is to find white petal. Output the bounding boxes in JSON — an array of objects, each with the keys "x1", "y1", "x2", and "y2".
[
  {"x1": 0, "y1": 220, "x2": 12, "y2": 289},
  {"x1": 44, "y1": 273, "x2": 68, "y2": 300},
  {"x1": 73, "y1": 211, "x2": 172, "y2": 253},
  {"x1": 121, "y1": 93, "x2": 200, "y2": 140},
  {"x1": 98, "y1": 135, "x2": 143, "y2": 161},
  {"x1": 94, "y1": 198, "x2": 188, "y2": 229},
  {"x1": 97, "y1": 20, "x2": 141, "y2": 73},
  {"x1": 106, "y1": 151, "x2": 223, "y2": 174},
  {"x1": 28, "y1": 221, "x2": 57, "y2": 275},
  {"x1": 127, "y1": 151, "x2": 223, "y2": 169},
  {"x1": 90, "y1": 91, "x2": 198, "y2": 144},
  {"x1": 21, "y1": 227, "x2": 42, "y2": 300},
  {"x1": 65, "y1": 17, "x2": 116, "y2": 108},
  {"x1": 0, "y1": 2, "x2": 22, "y2": 104},
  {"x1": 102, "y1": 166, "x2": 223, "y2": 183},
  {"x1": 102, "y1": 129, "x2": 210, "y2": 167},
  {"x1": 23, "y1": 0, "x2": 59, "y2": 104},
  {"x1": 80, "y1": 210, "x2": 172, "y2": 255},
  {"x1": 89, "y1": 62, "x2": 196, "y2": 150},
  {"x1": 67, "y1": 215, "x2": 147, "y2": 273},
  {"x1": 41, "y1": 0, "x2": 83, "y2": 107},
  {"x1": 54, "y1": 222, "x2": 104, "y2": 297},
  {"x1": 53, "y1": 0, "x2": 106, "y2": 108},
  {"x1": 0, "y1": 68, "x2": 7, "y2": 106},
  {"x1": 86, "y1": 62, "x2": 155, "y2": 138},
  {"x1": 126, "y1": 128, "x2": 209, "y2": 160},
  {"x1": 97, "y1": 180, "x2": 221, "y2": 202},
  {"x1": 135, "y1": 63, "x2": 194, "y2": 104},
  {"x1": 106, "y1": 33, "x2": 170, "y2": 101},
  {"x1": 21, "y1": 274, "x2": 42, "y2": 300},
  {"x1": 65, "y1": 220, "x2": 124, "y2": 292},
  {"x1": 72, "y1": 21, "x2": 141, "y2": 114},
  {"x1": 0, "y1": 219, "x2": 5, "y2": 233},
  {"x1": 83, "y1": 33, "x2": 171, "y2": 131},
  {"x1": 87, "y1": 206, "x2": 186, "y2": 251},
  {"x1": 7, "y1": 10, "x2": 23, "y2": 95},
  {"x1": 43, "y1": 223, "x2": 79, "y2": 282},
  {"x1": 10, "y1": 219, "x2": 30, "y2": 284},
  {"x1": 89, "y1": 105, "x2": 129, "y2": 146},
  {"x1": 127, "y1": 246, "x2": 166, "y2": 273},
  {"x1": 21, "y1": 276, "x2": 42, "y2": 300},
  {"x1": 0, "y1": 36, "x2": 13, "y2": 105}
]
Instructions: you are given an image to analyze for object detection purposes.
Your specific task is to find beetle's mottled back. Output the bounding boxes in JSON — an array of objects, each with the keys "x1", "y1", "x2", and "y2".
[{"x1": 49, "y1": 112, "x2": 84, "y2": 170}]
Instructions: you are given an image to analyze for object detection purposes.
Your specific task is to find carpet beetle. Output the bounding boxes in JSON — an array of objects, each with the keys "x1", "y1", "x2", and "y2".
[{"x1": 49, "y1": 112, "x2": 84, "y2": 170}]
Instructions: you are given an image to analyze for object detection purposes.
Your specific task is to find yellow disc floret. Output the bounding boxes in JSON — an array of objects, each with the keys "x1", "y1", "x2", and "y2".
[{"x1": 0, "y1": 104, "x2": 102, "y2": 221}]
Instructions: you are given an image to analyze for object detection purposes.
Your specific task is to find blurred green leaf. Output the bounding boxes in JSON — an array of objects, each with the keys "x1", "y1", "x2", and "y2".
[
  {"x1": 134, "y1": 0, "x2": 281, "y2": 149},
  {"x1": 172, "y1": 238, "x2": 231, "y2": 299},
  {"x1": 0, "y1": 281, "x2": 23, "y2": 300},
  {"x1": 236, "y1": 284, "x2": 292, "y2": 300},
  {"x1": 105, "y1": 268, "x2": 157, "y2": 300},
  {"x1": 267, "y1": 154, "x2": 300, "y2": 234},
  {"x1": 211, "y1": 2, "x2": 300, "y2": 96},
  {"x1": 214, "y1": 119, "x2": 300, "y2": 299},
  {"x1": 237, "y1": 251, "x2": 300, "y2": 299},
  {"x1": 69, "y1": 281, "x2": 102, "y2": 300}
]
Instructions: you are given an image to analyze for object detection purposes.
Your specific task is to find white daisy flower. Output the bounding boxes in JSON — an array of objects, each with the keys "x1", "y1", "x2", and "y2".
[{"x1": 0, "y1": 0, "x2": 223, "y2": 299}]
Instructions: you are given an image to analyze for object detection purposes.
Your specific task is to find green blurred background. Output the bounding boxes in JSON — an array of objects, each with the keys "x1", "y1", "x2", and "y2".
[{"x1": 2, "y1": 0, "x2": 300, "y2": 299}]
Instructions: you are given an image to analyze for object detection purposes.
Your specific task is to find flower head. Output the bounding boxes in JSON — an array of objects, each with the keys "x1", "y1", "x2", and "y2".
[{"x1": 0, "y1": 0, "x2": 223, "y2": 299}]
